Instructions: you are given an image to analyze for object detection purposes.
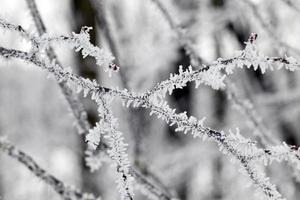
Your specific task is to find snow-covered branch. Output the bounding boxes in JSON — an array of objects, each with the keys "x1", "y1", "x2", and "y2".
[{"x1": 0, "y1": 17, "x2": 116, "y2": 74}]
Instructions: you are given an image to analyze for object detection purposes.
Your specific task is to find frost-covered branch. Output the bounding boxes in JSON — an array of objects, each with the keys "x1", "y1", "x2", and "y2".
[
  {"x1": 139, "y1": 30, "x2": 300, "y2": 176},
  {"x1": 148, "y1": 0, "x2": 297, "y2": 148},
  {"x1": 143, "y1": 36, "x2": 298, "y2": 100},
  {"x1": 0, "y1": 17, "x2": 39, "y2": 49},
  {"x1": 143, "y1": 3, "x2": 299, "y2": 149},
  {"x1": 49, "y1": 30, "x2": 117, "y2": 73},
  {"x1": 2, "y1": 22, "x2": 300, "y2": 199},
  {"x1": 2, "y1": 2, "x2": 300, "y2": 200},
  {"x1": 87, "y1": 94, "x2": 134, "y2": 200},
  {"x1": 0, "y1": 138, "x2": 99, "y2": 200},
  {"x1": 0, "y1": 17, "x2": 116, "y2": 74},
  {"x1": 249, "y1": 143, "x2": 300, "y2": 167}
]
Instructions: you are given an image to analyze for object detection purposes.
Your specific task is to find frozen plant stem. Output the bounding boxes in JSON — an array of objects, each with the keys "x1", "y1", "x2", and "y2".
[{"x1": 88, "y1": 95, "x2": 134, "y2": 200}]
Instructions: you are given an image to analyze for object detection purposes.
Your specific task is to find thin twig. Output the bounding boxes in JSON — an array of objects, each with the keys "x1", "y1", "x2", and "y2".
[{"x1": 0, "y1": 139, "x2": 98, "y2": 200}]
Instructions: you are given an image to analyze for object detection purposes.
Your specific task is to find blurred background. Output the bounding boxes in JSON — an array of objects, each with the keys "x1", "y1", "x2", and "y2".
[{"x1": 1, "y1": 0, "x2": 300, "y2": 199}]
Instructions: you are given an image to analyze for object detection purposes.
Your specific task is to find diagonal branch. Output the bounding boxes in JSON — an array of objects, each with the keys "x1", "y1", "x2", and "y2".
[{"x1": 0, "y1": 138, "x2": 98, "y2": 200}]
